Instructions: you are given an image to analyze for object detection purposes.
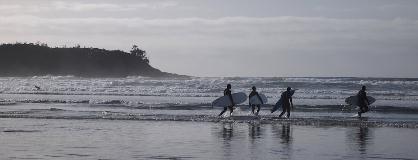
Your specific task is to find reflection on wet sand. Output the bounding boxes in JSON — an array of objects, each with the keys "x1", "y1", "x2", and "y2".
[
  {"x1": 213, "y1": 122, "x2": 235, "y2": 159},
  {"x1": 272, "y1": 123, "x2": 293, "y2": 159},
  {"x1": 220, "y1": 122, "x2": 234, "y2": 140},
  {"x1": 209, "y1": 121, "x2": 418, "y2": 160},
  {"x1": 213, "y1": 122, "x2": 295, "y2": 159},
  {"x1": 357, "y1": 126, "x2": 370, "y2": 154},
  {"x1": 281, "y1": 124, "x2": 292, "y2": 145},
  {"x1": 247, "y1": 123, "x2": 265, "y2": 159},
  {"x1": 248, "y1": 123, "x2": 263, "y2": 140},
  {"x1": 346, "y1": 125, "x2": 374, "y2": 159}
]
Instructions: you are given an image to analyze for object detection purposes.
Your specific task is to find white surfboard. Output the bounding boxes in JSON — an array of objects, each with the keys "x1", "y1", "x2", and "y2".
[
  {"x1": 271, "y1": 90, "x2": 296, "y2": 113},
  {"x1": 249, "y1": 93, "x2": 268, "y2": 105},
  {"x1": 345, "y1": 96, "x2": 376, "y2": 106},
  {"x1": 212, "y1": 92, "x2": 247, "y2": 107}
]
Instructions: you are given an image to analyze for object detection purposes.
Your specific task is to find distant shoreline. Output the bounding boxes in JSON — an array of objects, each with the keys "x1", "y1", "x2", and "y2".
[{"x1": 0, "y1": 43, "x2": 187, "y2": 78}]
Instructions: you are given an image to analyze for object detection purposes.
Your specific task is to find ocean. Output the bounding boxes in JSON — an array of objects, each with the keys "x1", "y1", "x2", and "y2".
[{"x1": 1, "y1": 76, "x2": 417, "y2": 159}]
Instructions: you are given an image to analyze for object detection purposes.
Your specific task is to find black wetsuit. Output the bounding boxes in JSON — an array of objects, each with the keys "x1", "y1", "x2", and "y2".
[
  {"x1": 357, "y1": 90, "x2": 369, "y2": 115},
  {"x1": 279, "y1": 91, "x2": 293, "y2": 118},
  {"x1": 218, "y1": 88, "x2": 234, "y2": 116},
  {"x1": 224, "y1": 88, "x2": 232, "y2": 102},
  {"x1": 249, "y1": 91, "x2": 263, "y2": 114}
]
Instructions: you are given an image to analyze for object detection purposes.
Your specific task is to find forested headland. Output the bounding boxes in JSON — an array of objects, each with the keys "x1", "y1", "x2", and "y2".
[{"x1": 0, "y1": 43, "x2": 182, "y2": 77}]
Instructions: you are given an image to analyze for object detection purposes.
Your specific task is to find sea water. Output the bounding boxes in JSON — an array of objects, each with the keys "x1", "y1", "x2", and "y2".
[{"x1": 1, "y1": 76, "x2": 418, "y2": 159}]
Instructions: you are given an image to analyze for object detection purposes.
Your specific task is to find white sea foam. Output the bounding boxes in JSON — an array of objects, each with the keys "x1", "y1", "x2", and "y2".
[{"x1": 0, "y1": 77, "x2": 417, "y2": 108}]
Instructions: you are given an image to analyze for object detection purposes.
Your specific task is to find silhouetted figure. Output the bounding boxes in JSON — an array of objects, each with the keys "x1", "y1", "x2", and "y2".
[
  {"x1": 279, "y1": 87, "x2": 293, "y2": 118},
  {"x1": 34, "y1": 85, "x2": 41, "y2": 90},
  {"x1": 249, "y1": 86, "x2": 263, "y2": 115},
  {"x1": 357, "y1": 86, "x2": 370, "y2": 117},
  {"x1": 218, "y1": 84, "x2": 235, "y2": 117}
]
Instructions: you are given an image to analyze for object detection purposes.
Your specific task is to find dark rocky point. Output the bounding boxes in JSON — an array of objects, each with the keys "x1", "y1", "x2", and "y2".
[{"x1": 0, "y1": 43, "x2": 185, "y2": 77}]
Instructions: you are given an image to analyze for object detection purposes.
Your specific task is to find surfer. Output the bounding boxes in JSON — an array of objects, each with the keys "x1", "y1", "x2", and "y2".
[
  {"x1": 249, "y1": 86, "x2": 263, "y2": 115},
  {"x1": 357, "y1": 86, "x2": 370, "y2": 117},
  {"x1": 279, "y1": 87, "x2": 294, "y2": 118},
  {"x1": 218, "y1": 84, "x2": 235, "y2": 117},
  {"x1": 34, "y1": 85, "x2": 41, "y2": 90}
]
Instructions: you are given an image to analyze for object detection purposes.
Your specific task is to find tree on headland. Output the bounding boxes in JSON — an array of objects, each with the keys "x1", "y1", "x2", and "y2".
[{"x1": 130, "y1": 45, "x2": 149, "y2": 64}]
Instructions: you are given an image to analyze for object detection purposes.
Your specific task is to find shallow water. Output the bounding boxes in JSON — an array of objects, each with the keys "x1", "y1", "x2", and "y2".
[
  {"x1": 1, "y1": 76, "x2": 418, "y2": 107},
  {"x1": 1, "y1": 118, "x2": 417, "y2": 160}
]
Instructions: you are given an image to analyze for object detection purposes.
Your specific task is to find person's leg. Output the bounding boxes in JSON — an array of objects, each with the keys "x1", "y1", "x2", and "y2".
[
  {"x1": 218, "y1": 106, "x2": 227, "y2": 117},
  {"x1": 279, "y1": 105, "x2": 287, "y2": 117},
  {"x1": 286, "y1": 106, "x2": 290, "y2": 118},
  {"x1": 358, "y1": 105, "x2": 365, "y2": 117},
  {"x1": 228, "y1": 105, "x2": 234, "y2": 115},
  {"x1": 251, "y1": 105, "x2": 255, "y2": 114},
  {"x1": 256, "y1": 105, "x2": 260, "y2": 115}
]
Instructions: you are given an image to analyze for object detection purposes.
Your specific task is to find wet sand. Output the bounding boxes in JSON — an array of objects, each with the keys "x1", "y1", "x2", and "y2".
[{"x1": 1, "y1": 118, "x2": 417, "y2": 160}]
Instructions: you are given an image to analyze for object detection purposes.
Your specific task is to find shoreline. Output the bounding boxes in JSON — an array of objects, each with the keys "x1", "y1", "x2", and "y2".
[{"x1": 1, "y1": 115, "x2": 417, "y2": 128}]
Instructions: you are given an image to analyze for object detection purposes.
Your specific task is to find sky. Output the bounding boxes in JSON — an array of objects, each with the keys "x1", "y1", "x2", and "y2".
[{"x1": 1, "y1": 0, "x2": 418, "y2": 77}]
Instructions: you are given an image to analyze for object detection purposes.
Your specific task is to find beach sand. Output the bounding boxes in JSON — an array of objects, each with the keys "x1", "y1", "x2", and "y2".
[{"x1": 1, "y1": 118, "x2": 417, "y2": 160}]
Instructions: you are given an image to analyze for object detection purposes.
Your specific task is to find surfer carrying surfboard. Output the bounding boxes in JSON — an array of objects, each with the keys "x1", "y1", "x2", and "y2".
[
  {"x1": 357, "y1": 86, "x2": 370, "y2": 117},
  {"x1": 249, "y1": 86, "x2": 263, "y2": 115},
  {"x1": 218, "y1": 84, "x2": 235, "y2": 117},
  {"x1": 279, "y1": 87, "x2": 294, "y2": 118}
]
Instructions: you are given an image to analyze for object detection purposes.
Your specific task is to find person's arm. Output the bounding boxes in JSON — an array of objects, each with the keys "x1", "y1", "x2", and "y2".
[
  {"x1": 290, "y1": 96, "x2": 293, "y2": 109},
  {"x1": 248, "y1": 93, "x2": 252, "y2": 106}
]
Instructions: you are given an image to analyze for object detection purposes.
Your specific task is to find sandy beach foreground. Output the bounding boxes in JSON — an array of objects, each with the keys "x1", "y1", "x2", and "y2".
[{"x1": 1, "y1": 118, "x2": 417, "y2": 160}]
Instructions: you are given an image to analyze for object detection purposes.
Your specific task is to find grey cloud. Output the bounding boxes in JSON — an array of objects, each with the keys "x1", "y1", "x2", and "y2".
[
  {"x1": 0, "y1": 1, "x2": 177, "y2": 15},
  {"x1": 2, "y1": 0, "x2": 418, "y2": 19},
  {"x1": 51, "y1": 1, "x2": 177, "y2": 12},
  {"x1": 1, "y1": 0, "x2": 418, "y2": 77},
  {"x1": 2, "y1": 16, "x2": 417, "y2": 53}
]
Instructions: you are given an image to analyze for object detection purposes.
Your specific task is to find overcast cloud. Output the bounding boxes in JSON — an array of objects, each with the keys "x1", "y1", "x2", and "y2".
[{"x1": 1, "y1": 0, "x2": 418, "y2": 77}]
